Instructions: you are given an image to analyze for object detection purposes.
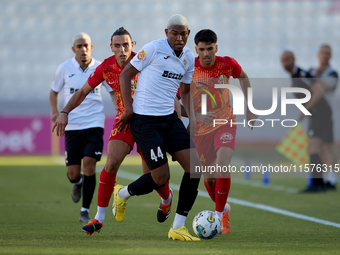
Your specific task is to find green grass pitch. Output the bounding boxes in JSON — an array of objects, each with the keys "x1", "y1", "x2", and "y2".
[{"x1": 0, "y1": 149, "x2": 339, "y2": 254}]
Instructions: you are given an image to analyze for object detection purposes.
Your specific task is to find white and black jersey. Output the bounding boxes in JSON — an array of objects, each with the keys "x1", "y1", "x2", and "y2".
[
  {"x1": 309, "y1": 66, "x2": 338, "y2": 116},
  {"x1": 52, "y1": 57, "x2": 112, "y2": 131},
  {"x1": 292, "y1": 65, "x2": 338, "y2": 142},
  {"x1": 130, "y1": 38, "x2": 195, "y2": 116},
  {"x1": 292, "y1": 66, "x2": 314, "y2": 91},
  {"x1": 292, "y1": 66, "x2": 332, "y2": 118}
]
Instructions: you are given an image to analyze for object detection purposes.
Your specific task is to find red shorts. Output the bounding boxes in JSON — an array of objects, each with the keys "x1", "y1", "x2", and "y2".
[
  {"x1": 109, "y1": 118, "x2": 143, "y2": 159},
  {"x1": 193, "y1": 124, "x2": 237, "y2": 166}
]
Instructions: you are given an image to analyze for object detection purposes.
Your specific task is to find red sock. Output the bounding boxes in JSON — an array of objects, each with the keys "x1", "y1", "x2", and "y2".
[
  {"x1": 215, "y1": 175, "x2": 231, "y2": 212},
  {"x1": 204, "y1": 179, "x2": 216, "y2": 202},
  {"x1": 97, "y1": 168, "x2": 116, "y2": 207},
  {"x1": 155, "y1": 181, "x2": 170, "y2": 200}
]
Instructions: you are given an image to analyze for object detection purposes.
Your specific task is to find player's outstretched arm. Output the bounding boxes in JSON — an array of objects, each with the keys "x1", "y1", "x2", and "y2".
[
  {"x1": 49, "y1": 90, "x2": 59, "y2": 123},
  {"x1": 238, "y1": 70, "x2": 258, "y2": 130},
  {"x1": 51, "y1": 82, "x2": 93, "y2": 137},
  {"x1": 117, "y1": 63, "x2": 139, "y2": 133}
]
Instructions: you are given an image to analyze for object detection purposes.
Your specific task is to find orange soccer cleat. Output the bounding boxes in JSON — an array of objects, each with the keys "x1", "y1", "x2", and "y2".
[{"x1": 221, "y1": 203, "x2": 231, "y2": 234}]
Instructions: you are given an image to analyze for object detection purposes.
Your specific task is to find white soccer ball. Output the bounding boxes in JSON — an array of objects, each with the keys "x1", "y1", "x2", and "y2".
[{"x1": 192, "y1": 210, "x2": 221, "y2": 239}]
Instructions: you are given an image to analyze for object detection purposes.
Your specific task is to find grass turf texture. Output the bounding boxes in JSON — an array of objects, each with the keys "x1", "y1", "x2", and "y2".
[{"x1": 0, "y1": 150, "x2": 339, "y2": 254}]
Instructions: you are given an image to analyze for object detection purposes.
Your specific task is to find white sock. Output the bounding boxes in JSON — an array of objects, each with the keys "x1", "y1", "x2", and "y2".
[
  {"x1": 215, "y1": 211, "x2": 223, "y2": 221},
  {"x1": 172, "y1": 213, "x2": 187, "y2": 229},
  {"x1": 326, "y1": 172, "x2": 337, "y2": 185},
  {"x1": 95, "y1": 206, "x2": 107, "y2": 223},
  {"x1": 118, "y1": 186, "x2": 131, "y2": 200},
  {"x1": 76, "y1": 175, "x2": 83, "y2": 185},
  {"x1": 161, "y1": 191, "x2": 172, "y2": 205},
  {"x1": 81, "y1": 207, "x2": 89, "y2": 213},
  {"x1": 223, "y1": 203, "x2": 230, "y2": 213}
]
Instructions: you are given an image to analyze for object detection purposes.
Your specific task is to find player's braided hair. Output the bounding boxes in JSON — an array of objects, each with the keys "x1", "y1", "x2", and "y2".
[
  {"x1": 194, "y1": 29, "x2": 217, "y2": 45},
  {"x1": 111, "y1": 27, "x2": 136, "y2": 45}
]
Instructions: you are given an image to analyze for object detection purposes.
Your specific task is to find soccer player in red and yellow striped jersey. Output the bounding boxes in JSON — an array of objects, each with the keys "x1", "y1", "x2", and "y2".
[
  {"x1": 191, "y1": 29, "x2": 257, "y2": 233},
  {"x1": 53, "y1": 28, "x2": 172, "y2": 235}
]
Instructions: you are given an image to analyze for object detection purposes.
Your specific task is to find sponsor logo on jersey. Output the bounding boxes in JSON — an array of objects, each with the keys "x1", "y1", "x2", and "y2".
[
  {"x1": 220, "y1": 132, "x2": 233, "y2": 143},
  {"x1": 90, "y1": 88, "x2": 99, "y2": 94},
  {"x1": 161, "y1": 70, "x2": 183, "y2": 80},
  {"x1": 164, "y1": 55, "x2": 170, "y2": 59},
  {"x1": 219, "y1": 74, "x2": 228, "y2": 84},
  {"x1": 70, "y1": 88, "x2": 98, "y2": 94},
  {"x1": 137, "y1": 50, "x2": 146, "y2": 60},
  {"x1": 196, "y1": 82, "x2": 223, "y2": 108},
  {"x1": 183, "y1": 58, "x2": 188, "y2": 68},
  {"x1": 94, "y1": 151, "x2": 102, "y2": 155},
  {"x1": 68, "y1": 74, "x2": 75, "y2": 78}
]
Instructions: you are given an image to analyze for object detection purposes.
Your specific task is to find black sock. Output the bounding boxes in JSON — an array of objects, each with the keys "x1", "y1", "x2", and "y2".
[
  {"x1": 82, "y1": 174, "x2": 96, "y2": 209},
  {"x1": 176, "y1": 172, "x2": 201, "y2": 216},
  {"x1": 128, "y1": 172, "x2": 160, "y2": 196},
  {"x1": 310, "y1": 154, "x2": 324, "y2": 186}
]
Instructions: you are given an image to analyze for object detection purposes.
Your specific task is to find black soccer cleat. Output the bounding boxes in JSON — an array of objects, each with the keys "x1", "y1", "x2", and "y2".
[
  {"x1": 325, "y1": 181, "x2": 336, "y2": 191},
  {"x1": 299, "y1": 184, "x2": 327, "y2": 193},
  {"x1": 81, "y1": 219, "x2": 103, "y2": 235}
]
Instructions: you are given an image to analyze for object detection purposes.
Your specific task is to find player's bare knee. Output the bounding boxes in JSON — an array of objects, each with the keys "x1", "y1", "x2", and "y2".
[
  {"x1": 82, "y1": 158, "x2": 97, "y2": 175},
  {"x1": 308, "y1": 137, "x2": 322, "y2": 154},
  {"x1": 308, "y1": 145, "x2": 320, "y2": 155},
  {"x1": 204, "y1": 178, "x2": 216, "y2": 187},
  {"x1": 105, "y1": 157, "x2": 120, "y2": 174},
  {"x1": 152, "y1": 173, "x2": 170, "y2": 187},
  {"x1": 82, "y1": 164, "x2": 96, "y2": 176},
  {"x1": 67, "y1": 171, "x2": 81, "y2": 182},
  {"x1": 154, "y1": 177, "x2": 169, "y2": 188}
]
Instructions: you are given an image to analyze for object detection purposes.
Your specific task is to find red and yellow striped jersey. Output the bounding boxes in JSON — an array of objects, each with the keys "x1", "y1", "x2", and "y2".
[
  {"x1": 192, "y1": 56, "x2": 242, "y2": 136},
  {"x1": 88, "y1": 53, "x2": 138, "y2": 120}
]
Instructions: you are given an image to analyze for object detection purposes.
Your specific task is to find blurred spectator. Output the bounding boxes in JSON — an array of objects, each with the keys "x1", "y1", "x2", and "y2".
[{"x1": 281, "y1": 47, "x2": 338, "y2": 192}]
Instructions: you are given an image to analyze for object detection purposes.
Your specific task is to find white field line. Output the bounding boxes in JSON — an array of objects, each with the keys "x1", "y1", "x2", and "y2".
[
  {"x1": 231, "y1": 178, "x2": 299, "y2": 193},
  {"x1": 116, "y1": 170, "x2": 340, "y2": 229}
]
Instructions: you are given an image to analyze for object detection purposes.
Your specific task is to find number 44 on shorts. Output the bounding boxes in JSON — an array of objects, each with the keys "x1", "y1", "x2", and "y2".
[{"x1": 151, "y1": 146, "x2": 164, "y2": 162}]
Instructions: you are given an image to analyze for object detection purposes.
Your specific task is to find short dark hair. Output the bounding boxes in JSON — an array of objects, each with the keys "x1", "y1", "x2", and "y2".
[
  {"x1": 110, "y1": 27, "x2": 134, "y2": 43},
  {"x1": 320, "y1": 44, "x2": 331, "y2": 50},
  {"x1": 194, "y1": 29, "x2": 217, "y2": 45}
]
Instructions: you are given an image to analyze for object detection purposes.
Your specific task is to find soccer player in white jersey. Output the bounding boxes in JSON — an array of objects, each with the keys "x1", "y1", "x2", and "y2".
[
  {"x1": 115, "y1": 14, "x2": 202, "y2": 241},
  {"x1": 309, "y1": 45, "x2": 338, "y2": 191},
  {"x1": 53, "y1": 28, "x2": 176, "y2": 236},
  {"x1": 49, "y1": 32, "x2": 115, "y2": 222},
  {"x1": 298, "y1": 45, "x2": 338, "y2": 192}
]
